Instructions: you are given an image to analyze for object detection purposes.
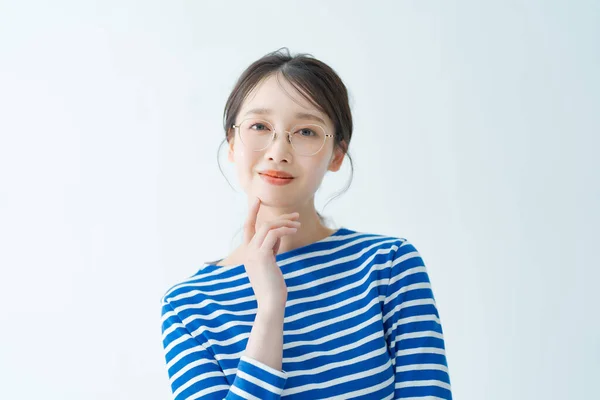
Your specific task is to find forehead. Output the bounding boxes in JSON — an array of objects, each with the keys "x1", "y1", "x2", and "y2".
[{"x1": 239, "y1": 74, "x2": 330, "y2": 124}]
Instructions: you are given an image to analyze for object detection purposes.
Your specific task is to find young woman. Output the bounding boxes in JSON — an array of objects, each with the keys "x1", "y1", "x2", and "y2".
[{"x1": 160, "y1": 48, "x2": 452, "y2": 399}]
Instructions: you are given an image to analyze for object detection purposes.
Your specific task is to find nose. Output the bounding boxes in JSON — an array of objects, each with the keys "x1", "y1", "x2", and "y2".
[{"x1": 264, "y1": 130, "x2": 293, "y2": 161}]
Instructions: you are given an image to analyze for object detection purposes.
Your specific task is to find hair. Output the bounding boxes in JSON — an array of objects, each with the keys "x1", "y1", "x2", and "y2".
[{"x1": 217, "y1": 47, "x2": 354, "y2": 230}]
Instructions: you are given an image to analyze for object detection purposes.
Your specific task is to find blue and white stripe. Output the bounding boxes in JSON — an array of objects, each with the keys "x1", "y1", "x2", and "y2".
[{"x1": 161, "y1": 227, "x2": 452, "y2": 399}]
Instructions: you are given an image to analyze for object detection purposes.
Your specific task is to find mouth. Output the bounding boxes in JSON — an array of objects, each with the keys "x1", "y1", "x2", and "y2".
[
  {"x1": 259, "y1": 173, "x2": 294, "y2": 179},
  {"x1": 259, "y1": 173, "x2": 295, "y2": 185}
]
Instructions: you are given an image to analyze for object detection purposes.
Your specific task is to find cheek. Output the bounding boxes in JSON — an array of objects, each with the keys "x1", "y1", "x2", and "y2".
[
  {"x1": 233, "y1": 150, "x2": 259, "y2": 182},
  {"x1": 302, "y1": 158, "x2": 331, "y2": 188},
  {"x1": 315, "y1": 151, "x2": 333, "y2": 173}
]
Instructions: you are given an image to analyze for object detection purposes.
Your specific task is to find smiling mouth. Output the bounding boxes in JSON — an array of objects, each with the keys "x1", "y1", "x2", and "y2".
[{"x1": 259, "y1": 173, "x2": 294, "y2": 179}]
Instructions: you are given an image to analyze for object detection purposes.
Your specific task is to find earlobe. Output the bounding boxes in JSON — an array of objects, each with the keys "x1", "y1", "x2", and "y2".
[
  {"x1": 329, "y1": 159, "x2": 341, "y2": 172},
  {"x1": 328, "y1": 147, "x2": 345, "y2": 172},
  {"x1": 227, "y1": 136, "x2": 235, "y2": 163}
]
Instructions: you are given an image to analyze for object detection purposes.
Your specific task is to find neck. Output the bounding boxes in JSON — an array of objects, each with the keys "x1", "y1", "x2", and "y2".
[{"x1": 250, "y1": 196, "x2": 332, "y2": 254}]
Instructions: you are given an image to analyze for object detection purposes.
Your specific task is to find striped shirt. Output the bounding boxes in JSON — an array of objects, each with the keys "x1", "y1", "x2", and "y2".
[{"x1": 160, "y1": 227, "x2": 452, "y2": 399}]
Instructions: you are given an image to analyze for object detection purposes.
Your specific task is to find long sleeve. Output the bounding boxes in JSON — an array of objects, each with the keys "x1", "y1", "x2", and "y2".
[
  {"x1": 382, "y1": 239, "x2": 452, "y2": 399},
  {"x1": 161, "y1": 301, "x2": 288, "y2": 400}
]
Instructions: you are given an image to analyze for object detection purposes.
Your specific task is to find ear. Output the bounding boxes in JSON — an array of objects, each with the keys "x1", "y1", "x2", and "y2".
[
  {"x1": 227, "y1": 133, "x2": 235, "y2": 163},
  {"x1": 328, "y1": 143, "x2": 346, "y2": 172}
]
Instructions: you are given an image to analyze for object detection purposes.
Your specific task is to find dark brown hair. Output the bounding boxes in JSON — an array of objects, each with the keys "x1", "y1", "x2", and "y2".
[{"x1": 217, "y1": 47, "x2": 354, "y2": 225}]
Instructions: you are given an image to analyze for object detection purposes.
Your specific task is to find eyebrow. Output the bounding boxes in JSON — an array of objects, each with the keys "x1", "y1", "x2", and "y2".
[{"x1": 243, "y1": 108, "x2": 326, "y2": 125}]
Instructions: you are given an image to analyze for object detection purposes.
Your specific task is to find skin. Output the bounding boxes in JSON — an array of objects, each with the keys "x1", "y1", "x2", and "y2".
[{"x1": 221, "y1": 72, "x2": 346, "y2": 265}]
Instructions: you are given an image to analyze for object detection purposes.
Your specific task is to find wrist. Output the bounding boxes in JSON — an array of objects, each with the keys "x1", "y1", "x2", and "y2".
[{"x1": 256, "y1": 307, "x2": 285, "y2": 323}]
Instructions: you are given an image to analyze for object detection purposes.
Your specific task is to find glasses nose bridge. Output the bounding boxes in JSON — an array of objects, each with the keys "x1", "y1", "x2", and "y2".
[{"x1": 271, "y1": 127, "x2": 293, "y2": 144}]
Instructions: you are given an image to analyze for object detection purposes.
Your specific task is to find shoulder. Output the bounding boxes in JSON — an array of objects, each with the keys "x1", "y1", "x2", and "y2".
[
  {"x1": 160, "y1": 265, "x2": 214, "y2": 308},
  {"x1": 340, "y1": 227, "x2": 415, "y2": 255},
  {"x1": 336, "y1": 228, "x2": 427, "y2": 273}
]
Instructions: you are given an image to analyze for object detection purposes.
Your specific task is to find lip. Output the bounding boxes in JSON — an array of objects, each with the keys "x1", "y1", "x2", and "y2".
[
  {"x1": 258, "y1": 170, "x2": 294, "y2": 179},
  {"x1": 259, "y1": 173, "x2": 295, "y2": 186}
]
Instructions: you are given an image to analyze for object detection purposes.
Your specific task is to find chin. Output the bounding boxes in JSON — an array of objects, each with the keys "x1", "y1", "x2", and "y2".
[
  {"x1": 256, "y1": 192, "x2": 294, "y2": 207},
  {"x1": 253, "y1": 187, "x2": 299, "y2": 207}
]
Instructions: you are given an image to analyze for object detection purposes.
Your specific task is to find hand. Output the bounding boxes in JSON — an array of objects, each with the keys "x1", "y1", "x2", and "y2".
[{"x1": 242, "y1": 196, "x2": 300, "y2": 314}]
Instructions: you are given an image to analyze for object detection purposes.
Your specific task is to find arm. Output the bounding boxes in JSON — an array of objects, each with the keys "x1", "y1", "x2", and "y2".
[
  {"x1": 161, "y1": 301, "x2": 288, "y2": 399},
  {"x1": 244, "y1": 309, "x2": 286, "y2": 372},
  {"x1": 382, "y1": 239, "x2": 452, "y2": 399}
]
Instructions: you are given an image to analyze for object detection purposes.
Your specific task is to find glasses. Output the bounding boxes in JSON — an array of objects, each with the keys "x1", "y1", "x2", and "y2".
[{"x1": 232, "y1": 118, "x2": 334, "y2": 156}]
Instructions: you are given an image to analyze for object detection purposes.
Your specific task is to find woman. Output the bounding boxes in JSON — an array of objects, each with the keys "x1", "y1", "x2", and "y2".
[{"x1": 160, "y1": 48, "x2": 452, "y2": 399}]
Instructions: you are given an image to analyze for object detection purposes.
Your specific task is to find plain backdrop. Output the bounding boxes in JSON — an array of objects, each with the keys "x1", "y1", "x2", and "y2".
[{"x1": 1, "y1": 1, "x2": 598, "y2": 399}]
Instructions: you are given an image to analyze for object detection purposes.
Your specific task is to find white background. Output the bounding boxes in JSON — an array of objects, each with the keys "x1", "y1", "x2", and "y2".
[{"x1": 1, "y1": 1, "x2": 598, "y2": 399}]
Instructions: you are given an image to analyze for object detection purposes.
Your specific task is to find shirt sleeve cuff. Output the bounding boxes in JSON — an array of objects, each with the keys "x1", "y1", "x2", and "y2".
[{"x1": 230, "y1": 355, "x2": 288, "y2": 398}]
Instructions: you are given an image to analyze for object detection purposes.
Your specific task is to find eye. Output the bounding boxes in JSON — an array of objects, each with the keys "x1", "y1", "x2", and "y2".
[
  {"x1": 297, "y1": 128, "x2": 316, "y2": 137},
  {"x1": 250, "y1": 123, "x2": 270, "y2": 131}
]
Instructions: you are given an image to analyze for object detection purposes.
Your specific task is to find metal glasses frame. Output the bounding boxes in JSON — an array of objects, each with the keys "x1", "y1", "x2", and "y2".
[{"x1": 232, "y1": 118, "x2": 334, "y2": 156}]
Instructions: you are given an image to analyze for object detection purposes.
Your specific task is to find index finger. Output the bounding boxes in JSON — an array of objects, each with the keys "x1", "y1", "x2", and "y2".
[{"x1": 243, "y1": 196, "x2": 261, "y2": 244}]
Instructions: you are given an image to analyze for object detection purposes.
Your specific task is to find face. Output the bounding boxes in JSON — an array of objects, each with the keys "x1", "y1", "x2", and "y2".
[{"x1": 228, "y1": 73, "x2": 345, "y2": 209}]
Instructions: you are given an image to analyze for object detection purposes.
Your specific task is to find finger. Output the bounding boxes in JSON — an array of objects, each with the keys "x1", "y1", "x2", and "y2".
[
  {"x1": 261, "y1": 226, "x2": 298, "y2": 253},
  {"x1": 243, "y1": 197, "x2": 261, "y2": 244},
  {"x1": 281, "y1": 212, "x2": 300, "y2": 220},
  {"x1": 251, "y1": 219, "x2": 301, "y2": 248}
]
